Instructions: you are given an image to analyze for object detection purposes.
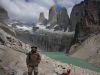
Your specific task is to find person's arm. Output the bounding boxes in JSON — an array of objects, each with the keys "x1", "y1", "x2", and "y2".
[
  {"x1": 37, "y1": 53, "x2": 41, "y2": 64},
  {"x1": 26, "y1": 53, "x2": 30, "y2": 68}
]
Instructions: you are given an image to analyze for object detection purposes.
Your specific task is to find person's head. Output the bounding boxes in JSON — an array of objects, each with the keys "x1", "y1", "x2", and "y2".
[{"x1": 31, "y1": 46, "x2": 37, "y2": 51}]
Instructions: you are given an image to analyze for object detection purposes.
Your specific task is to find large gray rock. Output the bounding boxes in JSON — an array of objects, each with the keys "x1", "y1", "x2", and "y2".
[
  {"x1": 38, "y1": 12, "x2": 48, "y2": 25},
  {"x1": 70, "y1": 1, "x2": 85, "y2": 31},
  {"x1": 57, "y1": 7, "x2": 70, "y2": 32},
  {"x1": 48, "y1": 6, "x2": 57, "y2": 24},
  {"x1": 0, "y1": 6, "x2": 9, "y2": 21},
  {"x1": 38, "y1": 12, "x2": 45, "y2": 23}
]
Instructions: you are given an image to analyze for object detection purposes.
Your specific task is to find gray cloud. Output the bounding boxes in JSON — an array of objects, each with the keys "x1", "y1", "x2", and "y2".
[
  {"x1": 0, "y1": 0, "x2": 55, "y2": 23},
  {"x1": 55, "y1": 0, "x2": 84, "y2": 16},
  {"x1": 0, "y1": 0, "x2": 83, "y2": 23}
]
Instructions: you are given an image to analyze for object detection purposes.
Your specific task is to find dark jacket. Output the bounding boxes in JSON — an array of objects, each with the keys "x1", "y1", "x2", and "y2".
[{"x1": 26, "y1": 51, "x2": 41, "y2": 67}]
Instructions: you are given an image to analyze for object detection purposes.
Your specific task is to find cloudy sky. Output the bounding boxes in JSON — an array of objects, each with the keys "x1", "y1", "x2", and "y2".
[{"x1": 0, "y1": 0, "x2": 83, "y2": 24}]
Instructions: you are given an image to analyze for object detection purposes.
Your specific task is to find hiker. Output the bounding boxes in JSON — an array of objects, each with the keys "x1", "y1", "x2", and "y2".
[{"x1": 26, "y1": 46, "x2": 41, "y2": 75}]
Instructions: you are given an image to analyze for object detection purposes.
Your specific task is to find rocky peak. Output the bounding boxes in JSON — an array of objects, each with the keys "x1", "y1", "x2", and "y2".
[
  {"x1": 69, "y1": 0, "x2": 100, "y2": 52},
  {"x1": 57, "y1": 7, "x2": 70, "y2": 31},
  {"x1": 0, "y1": 6, "x2": 9, "y2": 21},
  {"x1": 38, "y1": 12, "x2": 45, "y2": 23},
  {"x1": 69, "y1": 1, "x2": 85, "y2": 31},
  {"x1": 48, "y1": 6, "x2": 57, "y2": 23}
]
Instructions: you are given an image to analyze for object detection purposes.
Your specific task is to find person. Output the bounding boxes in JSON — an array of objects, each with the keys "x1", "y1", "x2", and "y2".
[{"x1": 26, "y1": 46, "x2": 41, "y2": 75}]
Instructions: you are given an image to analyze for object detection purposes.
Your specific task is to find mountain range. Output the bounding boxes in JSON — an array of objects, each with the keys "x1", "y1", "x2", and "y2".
[{"x1": 0, "y1": 0, "x2": 100, "y2": 68}]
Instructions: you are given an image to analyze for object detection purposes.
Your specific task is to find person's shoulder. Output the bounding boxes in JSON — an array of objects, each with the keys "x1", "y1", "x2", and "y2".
[
  {"x1": 26, "y1": 51, "x2": 31, "y2": 55},
  {"x1": 36, "y1": 52, "x2": 40, "y2": 55}
]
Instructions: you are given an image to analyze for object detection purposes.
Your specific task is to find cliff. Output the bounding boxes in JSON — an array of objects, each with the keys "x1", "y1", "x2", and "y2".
[
  {"x1": 38, "y1": 12, "x2": 48, "y2": 25},
  {"x1": 31, "y1": 30, "x2": 74, "y2": 52},
  {"x1": 48, "y1": 6, "x2": 57, "y2": 24},
  {"x1": 70, "y1": 1, "x2": 85, "y2": 31},
  {"x1": 57, "y1": 7, "x2": 70, "y2": 32},
  {"x1": 0, "y1": 6, "x2": 9, "y2": 21},
  {"x1": 68, "y1": 0, "x2": 100, "y2": 68}
]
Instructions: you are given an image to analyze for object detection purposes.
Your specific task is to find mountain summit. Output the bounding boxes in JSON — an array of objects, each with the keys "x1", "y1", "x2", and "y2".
[
  {"x1": 48, "y1": 6, "x2": 57, "y2": 24},
  {"x1": 35, "y1": 6, "x2": 70, "y2": 32},
  {"x1": 38, "y1": 12, "x2": 46, "y2": 24},
  {"x1": 0, "y1": 6, "x2": 9, "y2": 21}
]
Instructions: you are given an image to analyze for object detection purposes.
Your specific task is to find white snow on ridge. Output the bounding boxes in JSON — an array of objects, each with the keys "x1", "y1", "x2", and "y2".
[
  {"x1": 36, "y1": 24, "x2": 46, "y2": 30},
  {"x1": 35, "y1": 24, "x2": 74, "y2": 35},
  {"x1": 35, "y1": 24, "x2": 55, "y2": 32},
  {"x1": 54, "y1": 24, "x2": 58, "y2": 27},
  {"x1": 16, "y1": 25, "x2": 32, "y2": 32},
  {"x1": 8, "y1": 24, "x2": 12, "y2": 27}
]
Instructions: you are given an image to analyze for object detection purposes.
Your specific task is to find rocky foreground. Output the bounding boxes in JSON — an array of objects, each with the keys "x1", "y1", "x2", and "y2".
[
  {"x1": 0, "y1": 28, "x2": 100, "y2": 75},
  {"x1": 0, "y1": 45, "x2": 100, "y2": 75}
]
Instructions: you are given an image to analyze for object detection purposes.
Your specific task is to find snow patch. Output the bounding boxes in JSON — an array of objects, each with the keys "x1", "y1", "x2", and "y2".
[
  {"x1": 36, "y1": 24, "x2": 46, "y2": 30},
  {"x1": 8, "y1": 24, "x2": 12, "y2": 27},
  {"x1": 16, "y1": 25, "x2": 32, "y2": 32},
  {"x1": 35, "y1": 24, "x2": 74, "y2": 35},
  {"x1": 54, "y1": 24, "x2": 59, "y2": 27}
]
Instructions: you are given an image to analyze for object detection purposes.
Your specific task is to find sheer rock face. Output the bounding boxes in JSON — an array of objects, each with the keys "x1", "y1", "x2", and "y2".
[
  {"x1": 38, "y1": 12, "x2": 47, "y2": 25},
  {"x1": 31, "y1": 30, "x2": 74, "y2": 52},
  {"x1": 48, "y1": 6, "x2": 57, "y2": 24},
  {"x1": 0, "y1": 7, "x2": 9, "y2": 21},
  {"x1": 71, "y1": 0, "x2": 100, "y2": 45},
  {"x1": 70, "y1": 1, "x2": 85, "y2": 31},
  {"x1": 38, "y1": 12, "x2": 45, "y2": 23},
  {"x1": 68, "y1": 0, "x2": 100, "y2": 68},
  {"x1": 57, "y1": 7, "x2": 70, "y2": 32}
]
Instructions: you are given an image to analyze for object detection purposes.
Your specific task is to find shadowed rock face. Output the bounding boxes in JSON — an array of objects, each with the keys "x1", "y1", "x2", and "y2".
[
  {"x1": 31, "y1": 30, "x2": 74, "y2": 52},
  {"x1": 70, "y1": 1, "x2": 85, "y2": 31},
  {"x1": 72, "y1": 0, "x2": 100, "y2": 45},
  {"x1": 57, "y1": 7, "x2": 70, "y2": 32},
  {"x1": 68, "y1": 0, "x2": 100, "y2": 68},
  {"x1": 0, "y1": 7, "x2": 9, "y2": 21},
  {"x1": 48, "y1": 6, "x2": 57, "y2": 24}
]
